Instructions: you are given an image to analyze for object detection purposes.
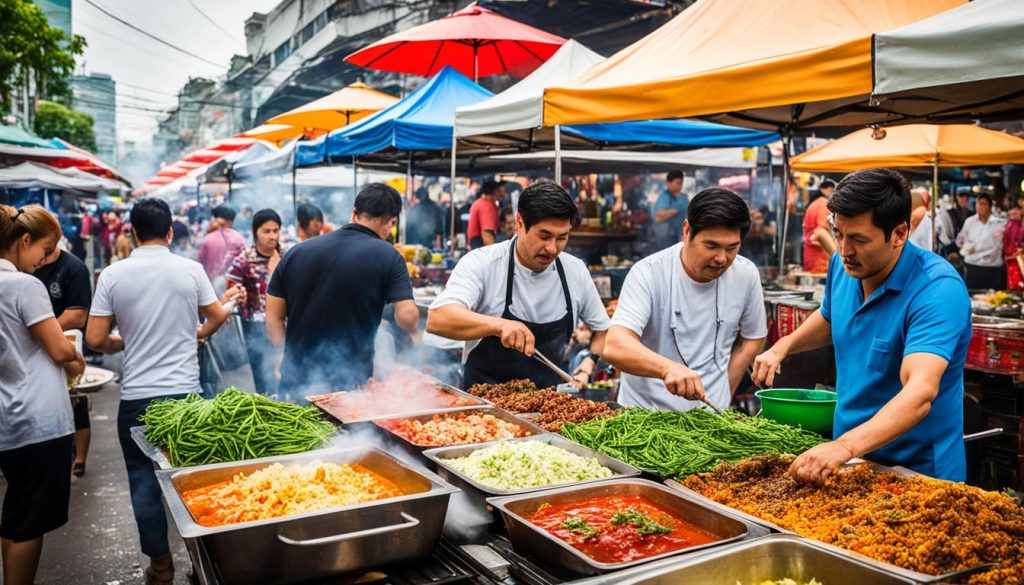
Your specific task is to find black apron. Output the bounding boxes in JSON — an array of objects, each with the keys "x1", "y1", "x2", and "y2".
[{"x1": 462, "y1": 240, "x2": 574, "y2": 389}]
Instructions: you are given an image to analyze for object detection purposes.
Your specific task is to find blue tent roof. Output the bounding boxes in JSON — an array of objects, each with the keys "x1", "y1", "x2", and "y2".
[
  {"x1": 296, "y1": 66, "x2": 493, "y2": 166},
  {"x1": 564, "y1": 120, "x2": 777, "y2": 147}
]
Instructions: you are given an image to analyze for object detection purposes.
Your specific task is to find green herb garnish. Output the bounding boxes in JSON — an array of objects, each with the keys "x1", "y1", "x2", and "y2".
[
  {"x1": 610, "y1": 508, "x2": 673, "y2": 535},
  {"x1": 561, "y1": 517, "x2": 599, "y2": 539}
]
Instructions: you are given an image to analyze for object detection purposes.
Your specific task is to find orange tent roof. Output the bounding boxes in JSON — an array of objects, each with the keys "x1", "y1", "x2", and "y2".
[
  {"x1": 542, "y1": 0, "x2": 962, "y2": 129},
  {"x1": 267, "y1": 82, "x2": 399, "y2": 131},
  {"x1": 791, "y1": 124, "x2": 1024, "y2": 171},
  {"x1": 237, "y1": 124, "x2": 304, "y2": 145}
]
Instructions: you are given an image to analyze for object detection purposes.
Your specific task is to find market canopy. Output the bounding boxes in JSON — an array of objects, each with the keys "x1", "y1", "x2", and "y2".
[
  {"x1": 0, "y1": 161, "x2": 126, "y2": 193},
  {"x1": 542, "y1": 0, "x2": 963, "y2": 129},
  {"x1": 267, "y1": 82, "x2": 399, "y2": 132},
  {"x1": 873, "y1": 0, "x2": 1024, "y2": 121},
  {"x1": 345, "y1": 4, "x2": 565, "y2": 81},
  {"x1": 237, "y1": 124, "x2": 304, "y2": 145},
  {"x1": 0, "y1": 124, "x2": 53, "y2": 148},
  {"x1": 296, "y1": 66, "x2": 493, "y2": 166},
  {"x1": 455, "y1": 39, "x2": 778, "y2": 149},
  {"x1": 791, "y1": 124, "x2": 1024, "y2": 172}
]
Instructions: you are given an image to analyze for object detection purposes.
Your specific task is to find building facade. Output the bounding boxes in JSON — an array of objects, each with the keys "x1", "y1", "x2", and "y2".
[{"x1": 71, "y1": 73, "x2": 118, "y2": 164}]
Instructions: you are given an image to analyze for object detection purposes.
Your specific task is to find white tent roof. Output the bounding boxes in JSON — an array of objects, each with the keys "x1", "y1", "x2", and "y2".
[
  {"x1": 0, "y1": 162, "x2": 124, "y2": 193},
  {"x1": 874, "y1": 0, "x2": 1024, "y2": 96},
  {"x1": 455, "y1": 40, "x2": 603, "y2": 138},
  {"x1": 490, "y1": 148, "x2": 759, "y2": 169}
]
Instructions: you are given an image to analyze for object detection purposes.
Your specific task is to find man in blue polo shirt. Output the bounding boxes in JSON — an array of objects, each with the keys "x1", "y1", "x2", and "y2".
[{"x1": 753, "y1": 168, "x2": 971, "y2": 483}]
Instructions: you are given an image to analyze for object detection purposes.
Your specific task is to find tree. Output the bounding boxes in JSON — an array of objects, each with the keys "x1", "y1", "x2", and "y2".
[
  {"x1": 34, "y1": 100, "x2": 96, "y2": 152},
  {"x1": 0, "y1": 0, "x2": 86, "y2": 110}
]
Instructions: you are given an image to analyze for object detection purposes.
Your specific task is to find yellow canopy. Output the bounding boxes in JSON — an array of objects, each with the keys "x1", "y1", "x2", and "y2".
[
  {"x1": 267, "y1": 82, "x2": 399, "y2": 131},
  {"x1": 237, "y1": 124, "x2": 303, "y2": 145},
  {"x1": 542, "y1": 0, "x2": 962, "y2": 129},
  {"x1": 791, "y1": 125, "x2": 1024, "y2": 171}
]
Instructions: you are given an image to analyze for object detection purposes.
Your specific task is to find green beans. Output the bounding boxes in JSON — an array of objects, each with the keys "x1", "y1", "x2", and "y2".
[
  {"x1": 141, "y1": 388, "x2": 337, "y2": 467},
  {"x1": 560, "y1": 408, "x2": 823, "y2": 479}
]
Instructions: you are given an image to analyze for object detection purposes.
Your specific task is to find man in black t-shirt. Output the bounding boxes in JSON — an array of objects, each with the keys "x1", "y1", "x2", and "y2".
[
  {"x1": 34, "y1": 248, "x2": 93, "y2": 476},
  {"x1": 266, "y1": 184, "x2": 420, "y2": 401}
]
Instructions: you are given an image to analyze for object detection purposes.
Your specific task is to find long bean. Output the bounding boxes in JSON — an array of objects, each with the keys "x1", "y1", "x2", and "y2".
[
  {"x1": 560, "y1": 408, "x2": 823, "y2": 478},
  {"x1": 141, "y1": 388, "x2": 336, "y2": 467}
]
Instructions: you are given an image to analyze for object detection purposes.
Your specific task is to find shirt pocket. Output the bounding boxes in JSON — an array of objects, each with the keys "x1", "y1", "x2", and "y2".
[{"x1": 868, "y1": 338, "x2": 893, "y2": 372}]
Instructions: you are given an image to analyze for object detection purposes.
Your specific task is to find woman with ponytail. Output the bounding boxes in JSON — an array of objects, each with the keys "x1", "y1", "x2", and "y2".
[{"x1": 0, "y1": 205, "x2": 84, "y2": 585}]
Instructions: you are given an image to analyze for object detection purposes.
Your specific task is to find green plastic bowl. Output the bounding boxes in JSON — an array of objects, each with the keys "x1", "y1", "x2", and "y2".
[{"x1": 755, "y1": 388, "x2": 837, "y2": 437}]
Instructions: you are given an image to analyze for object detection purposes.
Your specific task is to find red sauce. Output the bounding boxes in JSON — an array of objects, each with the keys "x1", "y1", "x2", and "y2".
[{"x1": 526, "y1": 495, "x2": 721, "y2": 564}]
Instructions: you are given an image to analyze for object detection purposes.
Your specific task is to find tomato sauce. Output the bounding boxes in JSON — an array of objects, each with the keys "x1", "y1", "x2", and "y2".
[{"x1": 526, "y1": 495, "x2": 720, "y2": 564}]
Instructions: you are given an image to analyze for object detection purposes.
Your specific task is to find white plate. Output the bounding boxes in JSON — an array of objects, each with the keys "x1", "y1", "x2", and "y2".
[{"x1": 75, "y1": 366, "x2": 116, "y2": 391}]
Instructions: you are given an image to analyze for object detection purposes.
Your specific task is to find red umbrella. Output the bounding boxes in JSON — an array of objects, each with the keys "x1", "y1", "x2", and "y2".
[
  {"x1": 345, "y1": 3, "x2": 565, "y2": 81},
  {"x1": 208, "y1": 136, "x2": 257, "y2": 151}
]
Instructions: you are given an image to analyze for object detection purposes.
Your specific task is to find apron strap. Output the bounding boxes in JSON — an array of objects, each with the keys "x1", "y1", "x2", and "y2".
[
  {"x1": 503, "y1": 239, "x2": 517, "y2": 312},
  {"x1": 554, "y1": 256, "x2": 573, "y2": 340}
]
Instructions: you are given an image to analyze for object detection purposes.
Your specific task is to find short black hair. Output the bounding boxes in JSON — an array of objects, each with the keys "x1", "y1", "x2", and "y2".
[
  {"x1": 828, "y1": 168, "x2": 911, "y2": 241},
  {"x1": 480, "y1": 180, "x2": 502, "y2": 196},
  {"x1": 212, "y1": 205, "x2": 236, "y2": 221},
  {"x1": 687, "y1": 187, "x2": 751, "y2": 239},
  {"x1": 820, "y1": 179, "x2": 837, "y2": 190},
  {"x1": 976, "y1": 193, "x2": 993, "y2": 205},
  {"x1": 517, "y1": 182, "x2": 579, "y2": 231},
  {"x1": 667, "y1": 170, "x2": 684, "y2": 183},
  {"x1": 296, "y1": 203, "x2": 323, "y2": 230},
  {"x1": 130, "y1": 198, "x2": 172, "y2": 242},
  {"x1": 499, "y1": 207, "x2": 514, "y2": 221},
  {"x1": 415, "y1": 187, "x2": 429, "y2": 201},
  {"x1": 354, "y1": 183, "x2": 402, "y2": 220},
  {"x1": 251, "y1": 208, "x2": 282, "y2": 237}
]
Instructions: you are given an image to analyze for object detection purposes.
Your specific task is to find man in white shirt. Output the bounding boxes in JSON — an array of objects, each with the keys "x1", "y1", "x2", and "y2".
[
  {"x1": 427, "y1": 182, "x2": 610, "y2": 389},
  {"x1": 86, "y1": 198, "x2": 242, "y2": 585},
  {"x1": 956, "y1": 193, "x2": 1005, "y2": 290},
  {"x1": 604, "y1": 187, "x2": 767, "y2": 411}
]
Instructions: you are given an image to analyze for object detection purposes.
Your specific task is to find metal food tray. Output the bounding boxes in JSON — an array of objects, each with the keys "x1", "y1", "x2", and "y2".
[
  {"x1": 665, "y1": 460, "x2": 993, "y2": 584},
  {"x1": 307, "y1": 377, "x2": 485, "y2": 424},
  {"x1": 155, "y1": 445, "x2": 459, "y2": 585},
  {"x1": 486, "y1": 478, "x2": 766, "y2": 575},
  {"x1": 372, "y1": 405, "x2": 547, "y2": 453},
  {"x1": 568, "y1": 534, "x2": 916, "y2": 584},
  {"x1": 423, "y1": 434, "x2": 640, "y2": 511}
]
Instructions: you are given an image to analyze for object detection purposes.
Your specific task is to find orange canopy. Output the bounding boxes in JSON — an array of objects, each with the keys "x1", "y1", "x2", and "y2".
[
  {"x1": 791, "y1": 124, "x2": 1024, "y2": 171},
  {"x1": 542, "y1": 0, "x2": 962, "y2": 129},
  {"x1": 237, "y1": 124, "x2": 304, "y2": 145},
  {"x1": 267, "y1": 82, "x2": 399, "y2": 131}
]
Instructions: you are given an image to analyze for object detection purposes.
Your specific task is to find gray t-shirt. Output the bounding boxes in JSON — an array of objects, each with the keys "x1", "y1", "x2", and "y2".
[
  {"x1": 611, "y1": 244, "x2": 767, "y2": 411},
  {"x1": 91, "y1": 246, "x2": 218, "y2": 400},
  {"x1": 0, "y1": 259, "x2": 74, "y2": 451}
]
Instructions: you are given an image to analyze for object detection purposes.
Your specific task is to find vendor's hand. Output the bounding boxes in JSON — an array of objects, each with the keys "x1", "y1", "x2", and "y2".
[
  {"x1": 220, "y1": 284, "x2": 246, "y2": 306},
  {"x1": 497, "y1": 319, "x2": 535, "y2": 356},
  {"x1": 788, "y1": 440, "x2": 856, "y2": 485},
  {"x1": 662, "y1": 362, "x2": 706, "y2": 401},
  {"x1": 570, "y1": 370, "x2": 589, "y2": 391},
  {"x1": 752, "y1": 345, "x2": 787, "y2": 387},
  {"x1": 64, "y1": 352, "x2": 86, "y2": 383}
]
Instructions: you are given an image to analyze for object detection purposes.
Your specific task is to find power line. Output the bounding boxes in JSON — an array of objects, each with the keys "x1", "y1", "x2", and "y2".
[
  {"x1": 185, "y1": 0, "x2": 246, "y2": 49},
  {"x1": 81, "y1": 0, "x2": 227, "y2": 69},
  {"x1": 76, "y1": 18, "x2": 222, "y2": 72}
]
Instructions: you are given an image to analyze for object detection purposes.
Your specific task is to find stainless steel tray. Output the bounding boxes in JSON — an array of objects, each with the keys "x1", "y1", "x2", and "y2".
[
  {"x1": 156, "y1": 446, "x2": 458, "y2": 585},
  {"x1": 372, "y1": 405, "x2": 547, "y2": 451},
  {"x1": 568, "y1": 534, "x2": 917, "y2": 584},
  {"x1": 665, "y1": 460, "x2": 991, "y2": 584},
  {"x1": 423, "y1": 434, "x2": 640, "y2": 511},
  {"x1": 308, "y1": 376, "x2": 485, "y2": 424},
  {"x1": 486, "y1": 478, "x2": 763, "y2": 575}
]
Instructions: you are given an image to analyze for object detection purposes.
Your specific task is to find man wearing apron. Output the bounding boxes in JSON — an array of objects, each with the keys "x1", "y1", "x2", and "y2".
[{"x1": 428, "y1": 182, "x2": 611, "y2": 389}]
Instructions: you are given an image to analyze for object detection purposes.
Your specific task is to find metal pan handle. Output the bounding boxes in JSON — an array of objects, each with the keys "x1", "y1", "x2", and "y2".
[{"x1": 276, "y1": 512, "x2": 420, "y2": 547}]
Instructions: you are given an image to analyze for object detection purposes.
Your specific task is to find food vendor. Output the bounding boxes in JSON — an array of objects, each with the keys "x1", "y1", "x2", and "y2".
[
  {"x1": 753, "y1": 169, "x2": 972, "y2": 483},
  {"x1": 427, "y1": 182, "x2": 610, "y2": 389},
  {"x1": 603, "y1": 187, "x2": 767, "y2": 411}
]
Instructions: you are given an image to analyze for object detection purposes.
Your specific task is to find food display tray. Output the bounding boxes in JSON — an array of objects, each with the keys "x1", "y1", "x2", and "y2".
[
  {"x1": 307, "y1": 377, "x2": 485, "y2": 424},
  {"x1": 372, "y1": 405, "x2": 547, "y2": 456}
]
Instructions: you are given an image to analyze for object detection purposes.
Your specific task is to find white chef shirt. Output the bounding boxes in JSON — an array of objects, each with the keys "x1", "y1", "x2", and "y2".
[
  {"x1": 956, "y1": 214, "x2": 1005, "y2": 267},
  {"x1": 430, "y1": 239, "x2": 610, "y2": 362},
  {"x1": 0, "y1": 259, "x2": 74, "y2": 451},
  {"x1": 91, "y1": 246, "x2": 218, "y2": 400},
  {"x1": 909, "y1": 214, "x2": 934, "y2": 251},
  {"x1": 611, "y1": 243, "x2": 767, "y2": 411}
]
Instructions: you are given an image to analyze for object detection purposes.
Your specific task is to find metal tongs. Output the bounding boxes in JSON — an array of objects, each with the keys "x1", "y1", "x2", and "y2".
[{"x1": 531, "y1": 349, "x2": 576, "y2": 386}]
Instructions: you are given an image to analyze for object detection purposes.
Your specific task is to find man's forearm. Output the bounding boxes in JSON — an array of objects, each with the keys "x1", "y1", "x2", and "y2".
[
  {"x1": 266, "y1": 316, "x2": 286, "y2": 348},
  {"x1": 94, "y1": 335, "x2": 124, "y2": 353},
  {"x1": 654, "y1": 209, "x2": 676, "y2": 223},
  {"x1": 426, "y1": 304, "x2": 501, "y2": 340},
  {"x1": 604, "y1": 327, "x2": 676, "y2": 379},
  {"x1": 481, "y1": 231, "x2": 496, "y2": 245},
  {"x1": 58, "y1": 308, "x2": 88, "y2": 331},
  {"x1": 728, "y1": 337, "x2": 765, "y2": 391}
]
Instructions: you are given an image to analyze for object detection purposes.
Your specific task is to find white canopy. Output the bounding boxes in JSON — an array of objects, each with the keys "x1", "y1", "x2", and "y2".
[
  {"x1": 490, "y1": 148, "x2": 759, "y2": 169},
  {"x1": 0, "y1": 162, "x2": 125, "y2": 193},
  {"x1": 874, "y1": 0, "x2": 1024, "y2": 98},
  {"x1": 454, "y1": 40, "x2": 603, "y2": 138}
]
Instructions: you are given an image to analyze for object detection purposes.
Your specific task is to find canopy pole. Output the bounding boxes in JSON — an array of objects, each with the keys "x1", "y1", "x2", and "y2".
[
  {"x1": 400, "y1": 154, "x2": 412, "y2": 245},
  {"x1": 291, "y1": 144, "x2": 298, "y2": 219},
  {"x1": 765, "y1": 146, "x2": 775, "y2": 258},
  {"x1": 352, "y1": 155, "x2": 358, "y2": 196},
  {"x1": 473, "y1": 43, "x2": 479, "y2": 83},
  {"x1": 450, "y1": 133, "x2": 458, "y2": 253},
  {"x1": 554, "y1": 125, "x2": 563, "y2": 185},
  {"x1": 777, "y1": 131, "x2": 792, "y2": 275},
  {"x1": 931, "y1": 162, "x2": 939, "y2": 253}
]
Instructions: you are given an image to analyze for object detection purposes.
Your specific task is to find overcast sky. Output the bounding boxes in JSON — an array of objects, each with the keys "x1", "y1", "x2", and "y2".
[{"x1": 72, "y1": 0, "x2": 281, "y2": 149}]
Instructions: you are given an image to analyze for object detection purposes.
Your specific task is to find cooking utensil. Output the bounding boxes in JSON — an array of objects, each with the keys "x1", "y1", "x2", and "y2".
[
  {"x1": 699, "y1": 397, "x2": 728, "y2": 418},
  {"x1": 532, "y1": 349, "x2": 575, "y2": 385},
  {"x1": 963, "y1": 428, "x2": 1003, "y2": 442},
  {"x1": 155, "y1": 445, "x2": 458, "y2": 585},
  {"x1": 487, "y1": 478, "x2": 761, "y2": 575},
  {"x1": 567, "y1": 534, "x2": 916, "y2": 585}
]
